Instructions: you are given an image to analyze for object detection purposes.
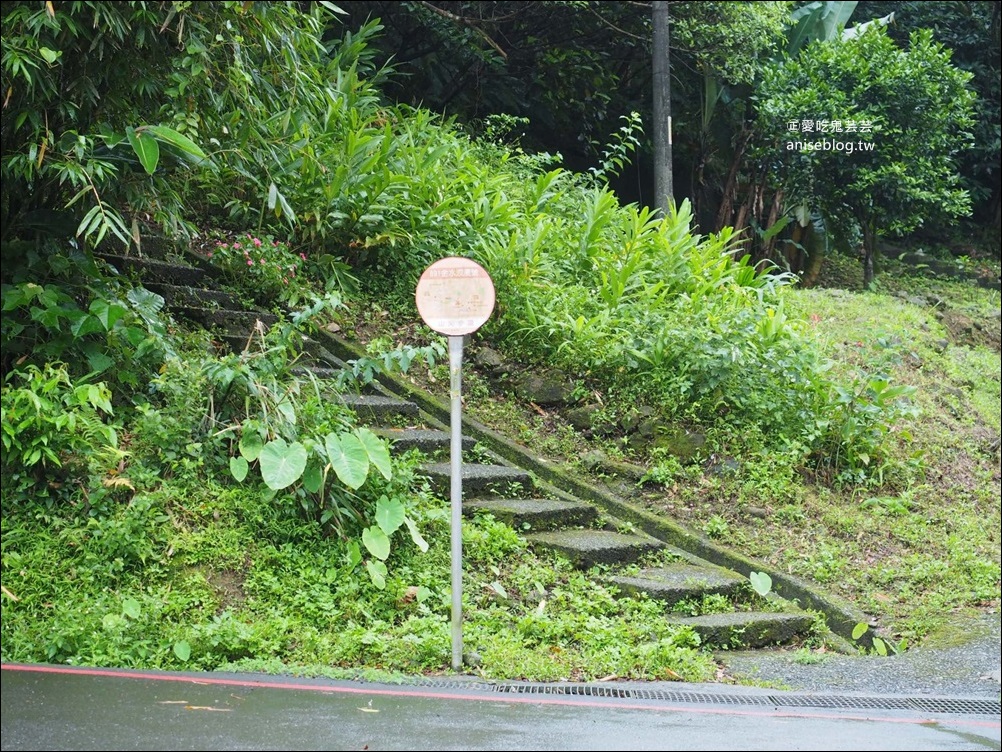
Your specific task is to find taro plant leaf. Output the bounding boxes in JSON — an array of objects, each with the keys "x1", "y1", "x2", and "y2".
[
  {"x1": 325, "y1": 432, "x2": 369, "y2": 490},
  {"x1": 230, "y1": 455, "x2": 249, "y2": 482},
  {"x1": 302, "y1": 461, "x2": 323, "y2": 493},
  {"x1": 749, "y1": 571, "x2": 773, "y2": 598},
  {"x1": 375, "y1": 495, "x2": 405, "y2": 536},
  {"x1": 239, "y1": 429, "x2": 264, "y2": 462},
  {"x1": 258, "y1": 438, "x2": 307, "y2": 490},
  {"x1": 173, "y1": 640, "x2": 191, "y2": 662},
  {"x1": 366, "y1": 559, "x2": 387, "y2": 590},
  {"x1": 127, "y1": 126, "x2": 160, "y2": 175},
  {"x1": 121, "y1": 597, "x2": 141, "y2": 620},
  {"x1": 84, "y1": 346, "x2": 114, "y2": 374},
  {"x1": 404, "y1": 517, "x2": 429, "y2": 553},
  {"x1": 356, "y1": 427, "x2": 392, "y2": 481},
  {"x1": 347, "y1": 540, "x2": 362, "y2": 570},
  {"x1": 362, "y1": 525, "x2": 390, "y2": 561}
]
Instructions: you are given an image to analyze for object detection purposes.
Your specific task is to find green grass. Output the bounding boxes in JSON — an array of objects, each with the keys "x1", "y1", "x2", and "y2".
[
  {"x1": 629, "y1": 268, "x2": 1000, "y2": 645},
  {"x1": 0, "y1": 474, "x2": 715, "y2": 682}
]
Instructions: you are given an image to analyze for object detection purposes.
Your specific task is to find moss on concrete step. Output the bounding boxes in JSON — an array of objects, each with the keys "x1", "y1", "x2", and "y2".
[
  {"x1": 374, "y1": 428, "x2": 476, "y2": 454},
  {"x1": 99, "y1": 254, "x2": 208, "y2": 287},
  {"x1": 171, "y1": 306, "x2": 278, "y2": 331},
  {"x1": 464, "y1": 498, "x2": 598, "y2": 532},
  {"x1": 670, "y1": 611, "x2": 815, "y2": 649},
  {"x1": 420, "y1": 463, "x2": 532, "y2": 498},
  {"x1": 339, "y1": 394, "x2": 420, "y2": 421},
  {"x1": 143, "y1": 283, "x2": 244, "y2": 310},
  {"x1": 607, "y1": 564, "x2": 748, "y2": 607},
  {"x1": 526, "y1": 529, "x2": 665, "y2": 568}
]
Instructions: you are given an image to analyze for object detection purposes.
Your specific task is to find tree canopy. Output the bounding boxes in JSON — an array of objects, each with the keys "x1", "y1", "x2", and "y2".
[{"x1": 756, "y1": 25, "x2": 976, "y2": 283}]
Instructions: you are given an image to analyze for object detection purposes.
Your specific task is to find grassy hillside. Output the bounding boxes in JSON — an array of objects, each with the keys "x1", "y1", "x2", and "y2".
[
  {"x1": 343, "y1": 253, "x2": 1000, "y2": 652},
  {"x1": 2, "y1": 2, "x2": 998, "y2": 683}
]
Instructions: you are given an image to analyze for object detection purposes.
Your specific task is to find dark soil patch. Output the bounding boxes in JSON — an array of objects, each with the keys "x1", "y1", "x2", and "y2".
[
  {"x1": 936, "y1": 308, "x2": 1002, "y2": 352},
  {"x1": 206, "y1": 568, "x2": 247, "y2": 612}
]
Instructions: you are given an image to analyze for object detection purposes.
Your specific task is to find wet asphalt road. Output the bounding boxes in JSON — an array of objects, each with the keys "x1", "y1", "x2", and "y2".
[{"x1": 2, "y1": 662, "x2": 999, "y2": 751}]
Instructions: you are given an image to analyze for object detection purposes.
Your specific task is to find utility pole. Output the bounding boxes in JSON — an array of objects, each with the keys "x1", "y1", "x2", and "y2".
[{"x1": 652, "y1": 0, "x2": 674, "y2": 214}]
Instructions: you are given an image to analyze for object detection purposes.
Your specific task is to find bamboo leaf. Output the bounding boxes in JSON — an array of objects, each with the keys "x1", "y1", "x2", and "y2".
[
  {"x1": 143, "y1": 124, "x2": 207, "y2": 160},
  {"x1": 127, "y1": 126, "x2": 160, "y2": 174}
]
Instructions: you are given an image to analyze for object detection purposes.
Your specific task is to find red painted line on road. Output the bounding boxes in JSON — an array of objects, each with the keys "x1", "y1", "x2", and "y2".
[{"x1": 4, "y1": 662, "x2": 999, "y2": 730}]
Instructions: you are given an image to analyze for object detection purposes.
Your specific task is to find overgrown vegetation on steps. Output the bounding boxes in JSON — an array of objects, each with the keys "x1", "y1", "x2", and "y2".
[
  {"x1": 2, "y1": 1, "x2": 998, "y2": 680},
  {"x1": 377, "y1": 258, "x2": 998, "y2": 649}
]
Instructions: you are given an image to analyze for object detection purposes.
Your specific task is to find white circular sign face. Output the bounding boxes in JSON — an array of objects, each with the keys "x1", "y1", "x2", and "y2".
[{"x1": 415, "y1": 257, "x2": 496, "y2": 336}]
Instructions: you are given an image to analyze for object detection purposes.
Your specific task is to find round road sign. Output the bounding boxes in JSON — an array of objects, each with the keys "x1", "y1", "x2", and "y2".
[{"x1": 415, "y1": 257, "x2": 496, "y2": 336}]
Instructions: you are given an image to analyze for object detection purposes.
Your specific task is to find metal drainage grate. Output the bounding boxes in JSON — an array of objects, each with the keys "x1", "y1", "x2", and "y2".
[{"x1": 413, "y1": 680, "x2": 1000, "y2": 716}]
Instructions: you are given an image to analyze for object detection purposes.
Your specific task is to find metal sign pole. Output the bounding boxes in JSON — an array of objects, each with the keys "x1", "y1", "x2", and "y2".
[
  {"x1": 448, "y1": 334, "x2": 464, "y2": 671},
  {"x1": 414, "y1": 256, "x2": 495, "y2": 674}
]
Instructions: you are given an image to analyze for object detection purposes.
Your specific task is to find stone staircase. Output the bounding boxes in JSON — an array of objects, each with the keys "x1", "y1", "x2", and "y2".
[{"x1": 97, "y1": 241, "x2": 867, "y2": 654}]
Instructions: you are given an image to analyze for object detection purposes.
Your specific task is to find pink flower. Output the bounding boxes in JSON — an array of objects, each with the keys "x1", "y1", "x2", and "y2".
[
  {"x1": 260, "y1": 258, "x2": 266, "y2": 265},
  {"x1": 253, "y1": 238, "x2": 262, "y2": 247},
  {"x1": 207, "y1": 252, "x2": 214, "y2": 259},
  {"x1": 273, "y1": 240, "x2": 280, "y2": 247},
  {"x1": 246, "y1": 259, "x2": 254, "y2": 266},
  {"x1": 233, "y1": 242, "x2": 241, "y2": 249},
  {"x1": 299, "y1": 253, "x2": 307, "y2": 261}
]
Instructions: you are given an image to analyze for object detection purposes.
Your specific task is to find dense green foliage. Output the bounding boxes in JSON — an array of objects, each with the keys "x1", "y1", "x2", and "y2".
[
  {"x1": 336, "y1": 1, "x2": 998, "y2": 252},
  {"x1": 757, "y1": 25, "x2": 976, "y2": 284},
  {"x1": 858, "y1": 0, "x2": 1001, "y2": 227}
]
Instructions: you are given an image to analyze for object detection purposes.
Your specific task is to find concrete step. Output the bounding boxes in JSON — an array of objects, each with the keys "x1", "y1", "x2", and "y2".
[
  {"x1": 374, "y1": 428, "x2": 476, "y2": 454},
  {"x1": 669, "y1": 611, "x2": 815, "y2": 649},
  {"x1": 143, "y1": 282, "x2": 244, "y2": 311},
  {"x1": 464, "y1": 498, "x2": 598, "y2": 532},
  {"x1": 215, "y1": 332, "x2": 282, "y2": 354},
  {"x1": 300, "y1": 337, "x2": 351, "y2": 368},
  {"x1": 171, "y1": 306, "x2": 279, "y2": 331},
  {"x1": 98, "y1": 254, "x2": 208, "y2": 287},
  {"x1": 526, "y1": 529, "x2": 666, "y2": 568},
  {"x1": 419, "y1": 463, "x2": 533, "y2": 498},
  {"x1": 292, "y1": 365, "x2": 347, "y2": 381},
  {"x1": 606, "y1": 564, "x2": 748, "y2": 607},
  {"x1": 124, "y1": 233, "x2": 174, "y2": 260},
  {"x1": 339, "y1": 393, "x2": 421, "y2": 421}
]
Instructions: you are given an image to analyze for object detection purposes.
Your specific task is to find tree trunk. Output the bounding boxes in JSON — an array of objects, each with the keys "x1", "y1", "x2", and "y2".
[
  {"x1": 862, "y1": 219, "x2": 876, "y2": 287},
  {"x1": 713, "y1": 129, "x2": 751, "y2": 232}
]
